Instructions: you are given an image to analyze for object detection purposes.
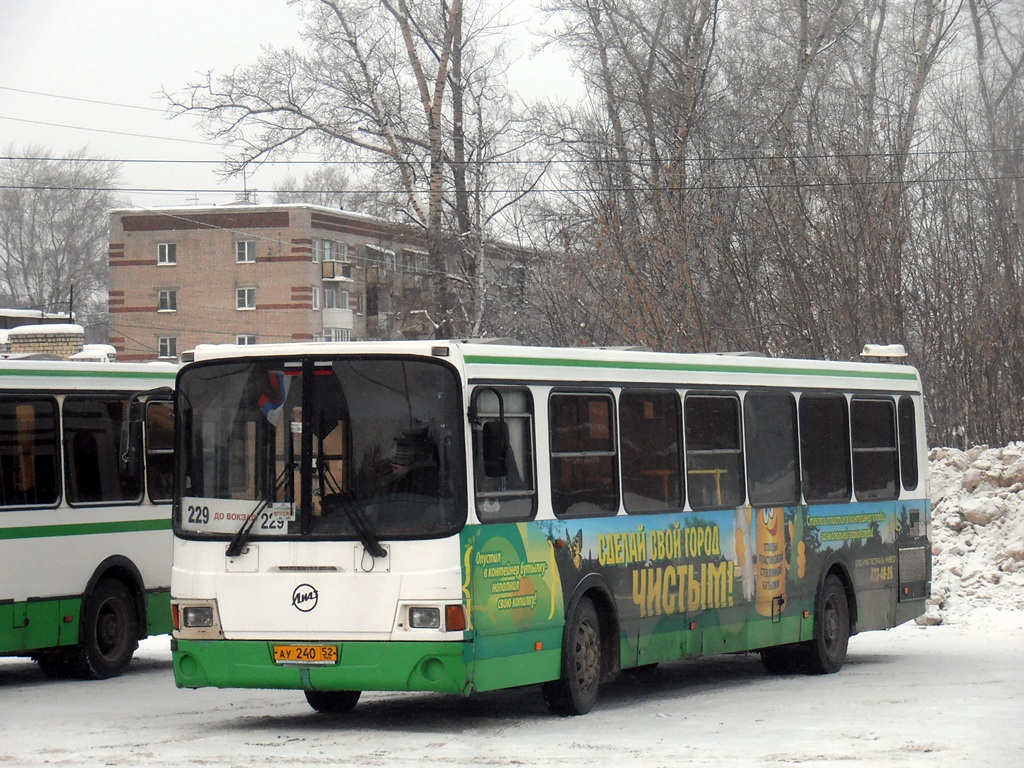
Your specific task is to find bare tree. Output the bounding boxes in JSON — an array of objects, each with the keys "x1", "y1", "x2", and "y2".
[
  {"x1": 166, "y1": 0, "x2": 534, "y2": 338},
  {"x1": 0, "y1": 146, "x2": 122, "y2": 336}
]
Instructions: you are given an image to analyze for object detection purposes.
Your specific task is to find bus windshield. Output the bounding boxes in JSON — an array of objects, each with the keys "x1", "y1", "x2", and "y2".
[{"x1": 175, "y1": 356, "x2": 466, "y2": 542}]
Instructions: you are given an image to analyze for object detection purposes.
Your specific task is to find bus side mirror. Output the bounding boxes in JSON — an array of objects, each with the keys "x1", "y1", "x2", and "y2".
[{"x1": 481, "y1": 420, "x2": 509, "y2": 478}]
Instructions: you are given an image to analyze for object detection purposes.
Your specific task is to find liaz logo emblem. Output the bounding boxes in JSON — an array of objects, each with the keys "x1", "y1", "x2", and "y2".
[{"x1": 291, "y1": 584, "x2": 318, "y2": 612}]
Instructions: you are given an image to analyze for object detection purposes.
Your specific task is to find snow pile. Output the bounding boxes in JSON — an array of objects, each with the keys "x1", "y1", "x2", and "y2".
[{"x1": 923, "y1": 443, "x2": 1024, "y2": 624}]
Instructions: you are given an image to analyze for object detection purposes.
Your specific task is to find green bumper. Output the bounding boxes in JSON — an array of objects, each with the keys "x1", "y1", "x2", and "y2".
[{"x1": 173, "y1": 638, "x2": 474, "y2": 694}]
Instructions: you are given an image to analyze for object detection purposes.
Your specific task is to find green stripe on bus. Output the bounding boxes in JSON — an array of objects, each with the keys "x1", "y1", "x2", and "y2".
[
  {"x1": 0, "y1": 517, "x2": 171, "y2": 541},
  {"x1": 462, "y1": 354, "x2": 919, "y2": 381},
  {"x1": 0, "y1": 368, "x2": 174, "y2": 381}
]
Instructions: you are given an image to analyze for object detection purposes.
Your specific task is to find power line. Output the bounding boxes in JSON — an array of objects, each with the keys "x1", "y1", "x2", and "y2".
[
  {"x1": 0, "y1": 86, "x2": 167, "y2": 113},
  {"x1": 2, "y1": 145, "x2": 1022, "y2": 167},
  {"x1": 0, "y1": 115, "x2": 214, "y2": 146},
  {"x1": 1, "y1": 173, "x2": 1021, "y2": 197}
]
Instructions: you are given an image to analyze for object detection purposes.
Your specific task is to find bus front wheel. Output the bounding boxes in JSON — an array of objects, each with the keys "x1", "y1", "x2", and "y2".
[
  {"x1": 305, "y1": 689, "x2": 361, "y2": 713},
  {"x1": 542, "y1": 596, "x2": 601, "y2": 716},
  {"x1": 73, "y1": 579, "x2": 139, "y2": 679}
]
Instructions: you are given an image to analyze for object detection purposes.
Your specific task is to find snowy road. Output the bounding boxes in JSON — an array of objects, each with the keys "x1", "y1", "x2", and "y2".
[{"x1": 1, "y1": 608, "x2": 1021, "y2": 768}]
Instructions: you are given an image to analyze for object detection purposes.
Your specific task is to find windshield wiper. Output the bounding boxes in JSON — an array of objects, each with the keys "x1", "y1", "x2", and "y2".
[
  {"x1": 323, "y1": 494, "x2": 387, "y2": 558},
  {"x1": 225, "y1": 461, "x2": 294, "y2": 558}
]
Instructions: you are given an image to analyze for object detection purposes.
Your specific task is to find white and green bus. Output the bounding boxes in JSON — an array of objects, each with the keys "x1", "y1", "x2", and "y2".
[
  {"x1": 170, "y1": 341, "x2": 930, "y2": 715},
  {"x1": 0, "y1": 358, "x2": 177, "y2": 678}
]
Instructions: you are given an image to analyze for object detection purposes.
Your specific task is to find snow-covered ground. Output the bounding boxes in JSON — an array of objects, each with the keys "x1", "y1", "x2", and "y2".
[{"x1": 1, "y1": 446, "x2": 1021, "y2": 767}]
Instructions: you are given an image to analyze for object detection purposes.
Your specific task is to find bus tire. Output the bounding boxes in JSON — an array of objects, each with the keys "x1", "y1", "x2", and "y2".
[
  {"x1": 542, "y1": 596, "x2": 601, "y2": 716},
  {"x1": 305, "y1": 689, "x2": 361, "y2": 713},
  {"x1": 71, "y1": 579, "x2": 139, "y2": 679},
  {"x1": 801, "y1": 574, "x2": 850, "y2": 675}
]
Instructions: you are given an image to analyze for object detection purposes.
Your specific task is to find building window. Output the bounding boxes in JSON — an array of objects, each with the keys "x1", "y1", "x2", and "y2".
[
  {"x1": 366, "y1": 245, "x2": 396, "y2": 271},
  {"x1": 324, "y1": 288, "x2": 337, "y2": 309},
  {"x1": 339, "y1": 290, "x2": 349, "y2": 310},
  {"x1": 236, "y1": 334, "x2": 257, "y2": 345},
  {"x1": 157, "y1": 289, "x2": 177, "y2": 312},
  {"x1": 311, "y1": 286, "x2": 320, "y2": 311},
  {"x1": 311, "y1": 238, "x2": 321, "y2": 263},
  {"x1": 236, "y1": 240, "x2": 256, "y2": 263},
  {"x1": 157, "y1": 243, "x2": 177, "y2": 265},
  {"x1": 236, "y1": 287, "x2": 256, "y2": 310},
  {"x1": 322, "y1": 328, "x2": 350, "y2": 343},
  {"x1": 322, "y1": 240, "x2": 349, "y2": 263},
  {"x1": 157, "y1": 337, "x2": 177, "y2": 358},
  {"x1": 403, "y1": 249, "x2": 427, "y2": 273}
]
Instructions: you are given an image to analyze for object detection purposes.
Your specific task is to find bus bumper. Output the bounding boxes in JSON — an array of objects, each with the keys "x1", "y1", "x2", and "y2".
[{"x1": 172, "y1": 638, "x2": 473, "y2": 695}]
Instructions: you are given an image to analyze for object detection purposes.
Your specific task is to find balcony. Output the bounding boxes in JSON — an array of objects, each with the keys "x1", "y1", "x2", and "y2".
[
  {"x1": 322, "y1": 307, "x2": 354, "y2": 330},
  {"x1": 321, "y1": 261, "x2": 354, "y2": 282}
]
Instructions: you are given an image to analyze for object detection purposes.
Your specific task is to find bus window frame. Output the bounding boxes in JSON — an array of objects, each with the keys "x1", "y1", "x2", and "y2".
[
  {"x1": 683, "y1": 391, "x2": 746, "y2": 511},
  {"x1": 743, "y1": 389, "x2": 800, "y2": 508},
  {"x1": 850, "y1": 395, "x2": 900, "y2": 502},
  {"x1": 618, "y1": 387, "x2": 684, "y2": 515},
  {"x1": 63, "y1": 394, "x2": 143, "y2": 507},
  {"x1": 549, "y1": 389, "x2": 620, "y2": 520},
  {"x1": 470, "y1": 385, "x2": 538, "y2": 524},
  {"x1": 0, "y1": 395, "x2": 62, "y2": 510}
]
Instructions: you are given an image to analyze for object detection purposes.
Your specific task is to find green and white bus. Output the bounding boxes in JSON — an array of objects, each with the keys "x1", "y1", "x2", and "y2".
[
  {"x1": 170, "y1": 341, "x2": 930, "y2": 714},
  {"x1": 0, "y1": 358, "x2": 176, "y2": 678}
]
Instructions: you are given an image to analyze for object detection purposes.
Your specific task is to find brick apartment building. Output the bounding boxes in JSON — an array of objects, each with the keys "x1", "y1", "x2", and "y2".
[{"x1": 108, "y1": 204, "x2": 435, "y2": 361}]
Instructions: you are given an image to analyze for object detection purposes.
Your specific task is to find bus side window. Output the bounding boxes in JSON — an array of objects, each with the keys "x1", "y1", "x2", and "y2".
[
  {"x1": 744, "y1": 391, "x2": 799, "y2": 507},
  {"x1": 851, "y1": 397, "x2": 899, "y2": 501},
  {"x1": 620, "y1": 389, "x2": 683, "y2": 513},
  {"x1": 472, "y1": 387, "x2": 536, "y2": 523},
  {"x1": 146, "y1": 401, "x2": 175, "y2": 503},
  {"x1": 0, "y1": 398, "x2": 60, "y2": 507},
  {"x1": 799, "y1": 393, "x2": 852, "y2": 503},
  {"x1": 64, "y1": 397, "x2": 142, "y2": 504},
  {"x1": 684, "y1": 394, "x2": 744, "y2": 510},
  {"x1": 550, "y1": 392, "x2": 618, "y2": 519},
  {"x1": 897, "y1": 396, "x2": 919, "y2": 491}
]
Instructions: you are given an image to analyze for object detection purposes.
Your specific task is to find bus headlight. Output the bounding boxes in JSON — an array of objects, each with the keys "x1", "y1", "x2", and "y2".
[
  {"x1": 182, "y1": 606, "x2": 215, "y2": 628},
  {"x1": 172, "y1": 599, "x2": 223, "y2": 639},
  {"x1": 408, "y1": 606, "x2": 441, "y2": 629}
]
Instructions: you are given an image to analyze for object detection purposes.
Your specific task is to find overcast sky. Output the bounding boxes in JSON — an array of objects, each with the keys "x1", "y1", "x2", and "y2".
[{"x1": 0, "y1": 0, "x2": 577, "y2": 210}]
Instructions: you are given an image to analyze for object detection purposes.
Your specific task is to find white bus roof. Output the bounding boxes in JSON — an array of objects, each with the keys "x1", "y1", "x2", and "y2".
[
  {"x1": 0, "y1": 358, "x2": 178, "y2": 392},
  {"x1": 185, "y1": 341, "x2": 921, "y2": 393}
]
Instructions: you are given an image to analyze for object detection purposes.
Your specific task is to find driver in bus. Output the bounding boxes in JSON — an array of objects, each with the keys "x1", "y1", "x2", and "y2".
[{"x1": 386, "y1": 427, "x2": 439, "y2": 496}]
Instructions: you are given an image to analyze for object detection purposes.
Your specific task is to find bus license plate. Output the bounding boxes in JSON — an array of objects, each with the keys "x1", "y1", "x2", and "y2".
[{"x1": 272, "y1": 645, "x2": 339, "y2": 665}]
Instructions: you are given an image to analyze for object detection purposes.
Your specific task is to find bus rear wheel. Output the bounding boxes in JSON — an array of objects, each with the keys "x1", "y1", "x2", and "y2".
[
  {"x1": 802, "y1": 574, "x2": 850, "y2": 675},
  {"x1": 305, "y1": 689, "x2": 361, "y2": 713},
  {"x1": 542, "y1": 596, "x2": 601, "y2": 716},
  {"x1": 71, "y1": 579, "x2": 140, "y2": 679}
]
